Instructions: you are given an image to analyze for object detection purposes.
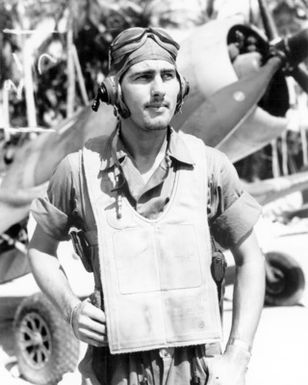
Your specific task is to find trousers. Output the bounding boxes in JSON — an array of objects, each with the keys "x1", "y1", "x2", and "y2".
[{"x1": 79, "y1": 343, "x2": 221, "y2": 385}]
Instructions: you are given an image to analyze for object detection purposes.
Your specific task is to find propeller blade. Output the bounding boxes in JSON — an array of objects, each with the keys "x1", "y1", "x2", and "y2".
[
  {"x1": 290, "y1": 65, "x2": 308, "y2": 93},
  {"x1": 271, "y1": 28, "x2": 308, "y2": 93},
  {"x1": 257, "y1": 0, "x2": 279, "y2": 40},
  {"x1": 273, "y1": 28, "x2": 308, "y2": 68}
]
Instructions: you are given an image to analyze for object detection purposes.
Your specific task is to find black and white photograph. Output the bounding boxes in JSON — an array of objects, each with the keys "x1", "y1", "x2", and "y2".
[{"x1": 0, "y1": 1, "x2": 308, "y2": 384}]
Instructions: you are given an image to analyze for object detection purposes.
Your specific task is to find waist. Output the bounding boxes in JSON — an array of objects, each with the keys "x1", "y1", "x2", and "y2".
[{"x1": 92, "y1": 342, "x2": 222, "y2": 359}]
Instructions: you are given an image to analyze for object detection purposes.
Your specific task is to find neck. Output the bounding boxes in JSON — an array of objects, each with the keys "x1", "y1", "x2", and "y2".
[{"x1": 119, "y1": 120, "x2": 168, "y2": 173}]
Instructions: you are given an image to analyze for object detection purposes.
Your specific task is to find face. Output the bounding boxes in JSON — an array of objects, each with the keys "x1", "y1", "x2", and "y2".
[{"x1": 120, "y1": 59, "x2": 180, "y2": 132}]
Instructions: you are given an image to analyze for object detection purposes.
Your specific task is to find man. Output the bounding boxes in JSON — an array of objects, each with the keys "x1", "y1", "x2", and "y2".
[{"x1": 28, "y1": 27, "x2": 265, "y2": 385}]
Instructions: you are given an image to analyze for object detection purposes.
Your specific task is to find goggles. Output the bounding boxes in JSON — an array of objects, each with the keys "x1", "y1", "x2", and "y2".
[{"x1": 109, "y1": 27, "x2": 180, "y2": 72}]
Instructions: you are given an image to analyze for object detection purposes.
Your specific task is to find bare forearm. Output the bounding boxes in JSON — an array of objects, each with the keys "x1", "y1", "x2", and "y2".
[
  {"x1": 28, "y1": 247, "x2": 80, "y2": 322},
  {"x1": 205, "y1": 232, "x2": 265, "y2": 385},
  {"x1": 205, "y1": 248, "x2": 265, "y2": 385},
  {"x1": 228, "y1": 257, "x2": 265, "y2": 348},
  {"x1": 28, "y1": 225, "x2": 107, "y2": 347},
  {"x1": 28, "y1": 227, "x2": 81, "y2": 323},
  {"x1": 227, "y1": 231, "x2": 265, "y2": 350}
]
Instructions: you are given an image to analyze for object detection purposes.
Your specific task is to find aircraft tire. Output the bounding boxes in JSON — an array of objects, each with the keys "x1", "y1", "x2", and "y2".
[
  {"x1": 13, "y1": 292, "x2": 79, "y2": 385},
  {"x1": 265, "y1": 252, "x2": 306, "y2": 307}
]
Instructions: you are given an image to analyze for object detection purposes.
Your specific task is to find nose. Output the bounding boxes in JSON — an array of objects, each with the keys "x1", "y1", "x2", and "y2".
[{"x1": 151, "y1": 75, "x2": 166, "y2": 99}]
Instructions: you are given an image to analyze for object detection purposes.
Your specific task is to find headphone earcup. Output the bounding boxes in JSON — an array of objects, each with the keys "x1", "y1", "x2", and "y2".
[
  {"x1": 117, "y1": 85, "x2": 130, "y2": 119},
  {"x1": 100, "y1": 76, "x2": 118, "y2": 105},
  {"x1": 180, "y1": 75, "x2": 190, "y2": 100},
  {"x1": 98, "y1": 77, "x2": 130, "y2": 118},
  {"x1": 175, "y1": 72, "x2": 190, "y2": 113}
]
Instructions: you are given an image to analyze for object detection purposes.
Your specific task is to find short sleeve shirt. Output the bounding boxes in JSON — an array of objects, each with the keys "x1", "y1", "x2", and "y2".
[{"x1": 31, "y1": 127, "x2": 261, "y2": 249}]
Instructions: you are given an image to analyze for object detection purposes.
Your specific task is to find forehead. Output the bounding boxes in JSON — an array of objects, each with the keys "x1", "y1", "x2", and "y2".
[{"x1": 126, "y1": 59, "x2": 176, "y2": 75}]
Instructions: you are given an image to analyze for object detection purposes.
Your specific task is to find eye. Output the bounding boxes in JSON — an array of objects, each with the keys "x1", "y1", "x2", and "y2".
[
  {"x1": 162, "y1": 71, "x2": 175, "y2": 81},
  {"x1": 135, "y1": 73, "x2": 152, "y2": 81}
]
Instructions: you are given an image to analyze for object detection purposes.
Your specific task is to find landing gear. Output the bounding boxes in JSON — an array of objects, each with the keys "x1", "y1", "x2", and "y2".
[
  {"x1": 265, "y1": 252, "x2": 305, "y2": 306},
  {"x1": 14, "y1": 292, "x2": 79, "y2": 385}
]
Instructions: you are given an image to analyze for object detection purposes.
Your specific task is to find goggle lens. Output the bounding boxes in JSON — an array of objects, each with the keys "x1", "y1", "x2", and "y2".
[{"x1": 109, "y1": 27, "x2": 179, "y2": 68}]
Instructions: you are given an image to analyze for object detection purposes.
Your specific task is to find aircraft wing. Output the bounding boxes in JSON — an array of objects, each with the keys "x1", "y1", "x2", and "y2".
[
  {"x1": 0, "y1": 248, "x2": 30, "y2": 284},
  {"x1": 176, "y1": 57, "x2": 286, "y2": 163},
  {"x1": 243, "y1": 171, "x2": 308, "y2": 206},
  {"x1": 0, "y1": 106, "x2": 113, "y2": 189},
  {"x1": 0, "y1": 184, "x2": 47, "y2": 235}
]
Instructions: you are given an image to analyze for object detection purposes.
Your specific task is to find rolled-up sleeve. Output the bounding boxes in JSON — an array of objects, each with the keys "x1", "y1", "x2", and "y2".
[
  {"x1": 30, "y1": 155, "x2": 76, "y2": 241},
  {"x1": 207, "y1": 149, "x2": 262, "y2": 249},
  {"x1": 211, "y1": 191, "x2": 261, "y2": 248}
]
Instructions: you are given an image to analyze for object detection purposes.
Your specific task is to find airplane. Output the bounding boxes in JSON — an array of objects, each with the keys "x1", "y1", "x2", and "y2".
[
  {"x1": 0, "y1": 3, "x2": 308, "y2": 384},
  {"x1": 0, "y1": 12, "x2": 306, "y2": 310},
  {"x1": 1, "y1": 15, "x2": 307, "y2": 235}
]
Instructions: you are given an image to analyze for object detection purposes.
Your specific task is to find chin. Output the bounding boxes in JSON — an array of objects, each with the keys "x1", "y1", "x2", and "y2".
[
  {"x1": 144, "y1": 124, "x2": 168, "y2": 131},
  {"x1": 143, "y1": 117, "x2": 171, "y2": 131}
]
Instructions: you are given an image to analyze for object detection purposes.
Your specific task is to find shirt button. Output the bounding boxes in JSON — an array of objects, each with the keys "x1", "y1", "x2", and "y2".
[
  {"x1": 159, "y1": 348, "x2": 174, "y2": 359},
  {"x1": 159, "y1": 349, "x2": 170, "y2": 358}
]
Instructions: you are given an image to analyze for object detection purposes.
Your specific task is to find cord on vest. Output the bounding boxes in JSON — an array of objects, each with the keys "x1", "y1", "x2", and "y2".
[{"x1": 111, "y1": 167, "x2": 125, "y2": 219}]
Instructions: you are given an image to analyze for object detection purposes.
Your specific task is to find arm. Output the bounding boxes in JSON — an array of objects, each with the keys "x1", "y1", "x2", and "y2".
[
  {"x1": 28, "y1": 224, "x2": 107, "y2": 347},
  {"x1": 227, "y1": 229, "x2": 265, "y2": 352},
  {"x1": 207, "y1": 230, "x2": 265, "y2": 385}
]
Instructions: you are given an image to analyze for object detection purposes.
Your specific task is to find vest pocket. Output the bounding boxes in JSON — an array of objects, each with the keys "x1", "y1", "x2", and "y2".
[
  {"x1": 113, "y1": 224, "x2": 202, "y2": 295},
  {"x1": 157, "y1": 224, "x2": 202, "y2": 290},
  {"x1": 113, "y1": 228, "x2": 160, "y2": 294}
]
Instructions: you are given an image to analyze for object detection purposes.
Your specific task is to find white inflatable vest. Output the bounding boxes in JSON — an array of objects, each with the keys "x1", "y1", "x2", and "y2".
[{"x1": 83, "y1": 131, "x2": 222, "y2": 354}]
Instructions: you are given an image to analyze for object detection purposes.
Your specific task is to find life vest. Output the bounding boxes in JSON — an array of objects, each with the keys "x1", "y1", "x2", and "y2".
[{"x1": 82, "y1": 131, "x2": 222, "y2": 354}]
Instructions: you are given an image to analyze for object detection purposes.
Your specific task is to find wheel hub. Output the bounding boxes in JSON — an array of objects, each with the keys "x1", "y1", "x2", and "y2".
[
  {"x1": 19, "y1": 312, "x2": 52, "y2": 369},
  {"x1": 31, "y1": 331, "x2": 43, "y2": 346}
]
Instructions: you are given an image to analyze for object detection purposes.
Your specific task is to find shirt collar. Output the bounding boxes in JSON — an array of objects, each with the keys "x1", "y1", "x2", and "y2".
[
  {"x1": 99, "y1": 125, "x2": 194, "y2": 171},
  {"x1": 99, "y1": 126, "x2": 126, "y2": 171},
  {"x1": 167, "y1": 127, "x2": 194, "y2": 166}
]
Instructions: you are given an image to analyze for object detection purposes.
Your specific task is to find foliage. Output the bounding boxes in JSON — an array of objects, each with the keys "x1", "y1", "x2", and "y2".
[
  {"x1": 1, "y1": 0, "x2": 307, "y2": 180},
  {"x1": 0, "y1": 0, "x2": 154, "y2": 128}
]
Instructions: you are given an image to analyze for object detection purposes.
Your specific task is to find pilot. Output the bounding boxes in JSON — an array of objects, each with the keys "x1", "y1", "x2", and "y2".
[{"x1": 28, "y1": 27, "x2": 265, "y2": 385}]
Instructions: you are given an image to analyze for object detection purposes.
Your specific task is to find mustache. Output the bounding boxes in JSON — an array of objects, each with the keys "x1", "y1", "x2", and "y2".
[{"x1": 145, "y1": 100, "x2": 170, "y2": 108}]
